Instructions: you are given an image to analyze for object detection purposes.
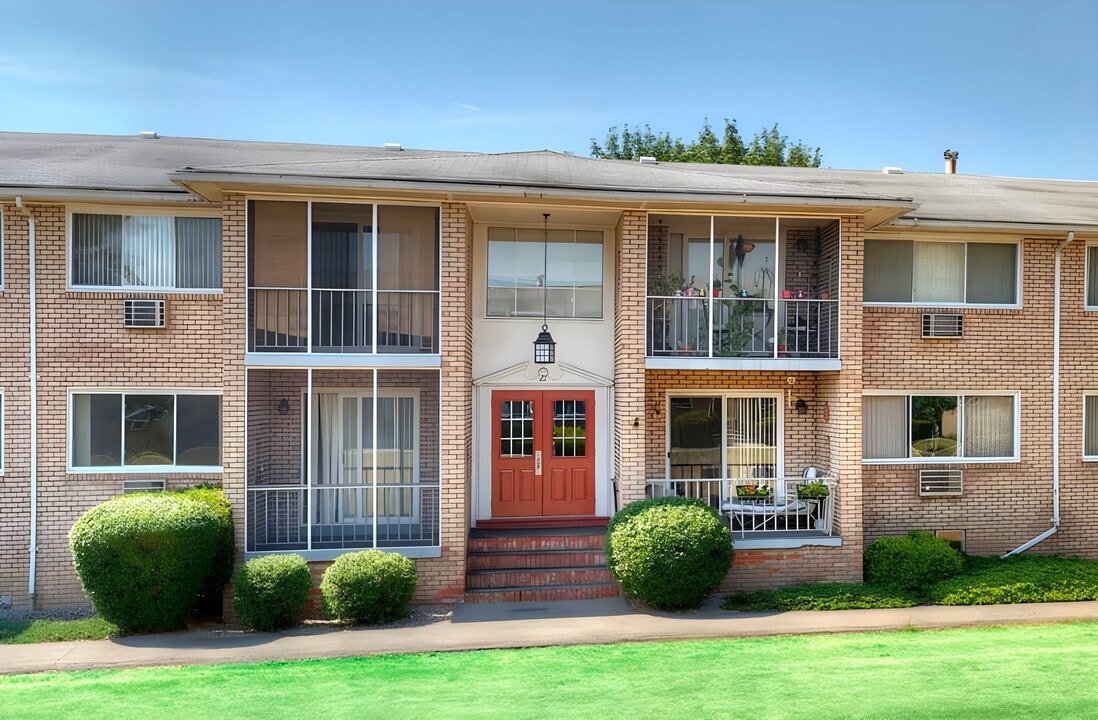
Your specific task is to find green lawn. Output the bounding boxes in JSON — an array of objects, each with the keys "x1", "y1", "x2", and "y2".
[
  {"x1": 0, "y1": 618, "x2": 116, "y2": 645},
  {"x1": 4, "y1": 622, "x2": 1098, "y2": 719}
]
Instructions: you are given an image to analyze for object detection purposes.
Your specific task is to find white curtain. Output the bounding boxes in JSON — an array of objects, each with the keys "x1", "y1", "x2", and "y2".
[
  {"x1": 123, "y1": 215, "x2": 174, "y2": 288},
  {"x1": 965, "y1": 396, "x2": 1014, "y2": 458},
  {"x1": 314, "y1": 393, "x2": 341, "y2": 523},
  {"x1": 863, "y1": 396, "x2": 909, "y2": 459},
  {"x1": 913, "y1": 242, "x2": 964, "y2": 303}
]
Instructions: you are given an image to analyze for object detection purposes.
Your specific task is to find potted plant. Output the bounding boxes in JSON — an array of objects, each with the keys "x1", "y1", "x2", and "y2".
[
  {"x1": 736, "y1": 484, "x2": 771, "y2": 498},
  {"x1": 795, "y1": 481, "x2": 830, "y2": 498}
]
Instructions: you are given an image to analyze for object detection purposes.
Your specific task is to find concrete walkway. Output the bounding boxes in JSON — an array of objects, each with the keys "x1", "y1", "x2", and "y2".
[{"x1": 4, "y1": 598, "x2": 1098, "y2": 676}]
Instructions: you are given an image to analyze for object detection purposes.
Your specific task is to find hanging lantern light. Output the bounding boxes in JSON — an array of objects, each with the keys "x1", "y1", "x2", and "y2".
[
  {"x1": 533, "y1": 212, "x2": 556, "y2": 364},
  {"x1": 533, "y1": 324, "x2": 556, "y2": 364}
]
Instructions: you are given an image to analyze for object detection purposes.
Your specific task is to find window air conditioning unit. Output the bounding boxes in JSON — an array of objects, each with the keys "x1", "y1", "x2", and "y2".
[
  {"x1": 922, "y1": 313, "x2": 963, "y2": 338},
  {"x1": 123, "y1": 299, "x2": 167, "y2": 328},
  {"x1": 918, "y1": 469, "x2": 963, "y2": 497},
  {"x1": 122, "y1": 478, "x2": 166, "y2": 494}
]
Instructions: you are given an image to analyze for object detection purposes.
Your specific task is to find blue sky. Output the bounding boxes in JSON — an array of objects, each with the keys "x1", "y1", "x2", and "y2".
[{"x1": 2, "y1": 0, "x2": 1096, "y2": 179}]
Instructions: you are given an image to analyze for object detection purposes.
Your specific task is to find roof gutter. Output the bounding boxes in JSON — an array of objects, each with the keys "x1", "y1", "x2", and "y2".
[
  {"x1": 1003, "y1": 230, "x2": 1074, "y2": 557},
  {"x1": 0, "y1": 188, "x2": 209, "y2": 205},
  {"x1": 15, "y1": 196, "x2": 38, "y2": 608},
  {"x1": 887, "y1": 217, "x2": 1098, "y2": 235}
]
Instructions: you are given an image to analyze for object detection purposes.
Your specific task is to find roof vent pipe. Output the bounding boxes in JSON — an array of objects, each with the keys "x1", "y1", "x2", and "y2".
[
  {"x1": 384, "y1": 143, "x2": 403, "y2": 151},
  {"x1": 944, "y1": 149, "x2": 959, "y2": 174},
  {"x1": 638, "y1": 156, "x2": 658, "y2": 165},
  {"x1": 139, "y1": 130, "x2": 158, "y2": 139}
]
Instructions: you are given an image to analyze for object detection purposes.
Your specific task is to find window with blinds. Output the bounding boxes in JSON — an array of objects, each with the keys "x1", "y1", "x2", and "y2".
[
  {"x1": 862, "y1": 394, "x2": 1017, "y2": 462},
  {"x1": 864, "y1": 240, "x2": 1018, "y2": 305},
  {"x1": 71, "y1": 213, "x2": 222, "y2": 290},
  {"x1": 1084, "y1": 395, "x2": 1098, "y2": 459}
]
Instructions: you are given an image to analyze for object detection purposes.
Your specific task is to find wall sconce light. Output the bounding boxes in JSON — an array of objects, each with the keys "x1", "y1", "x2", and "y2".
[
  {"x1": 795, "y1": 398, "x2": 808, "y2": 415},
  {"x1": 633, "y1": 417, "x2": 640, "y2": 428},
  {"x1": 277, "y1": 398, "x2": 290, "y2": 415}
]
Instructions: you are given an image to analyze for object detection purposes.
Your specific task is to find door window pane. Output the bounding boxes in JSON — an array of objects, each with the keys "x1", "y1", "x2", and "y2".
[
  {"x1": 499, "y1": 400, "x2": 534, "y2": 457},
  {"x1": 552, "y1": 400, "x2": 587, "y2": 457},
  {"x1": 668, "y1": 397, "x2": 721, "y2": 479},
  {"x1": 726, "y1": 397, "x2": 777, "y2": 478}
]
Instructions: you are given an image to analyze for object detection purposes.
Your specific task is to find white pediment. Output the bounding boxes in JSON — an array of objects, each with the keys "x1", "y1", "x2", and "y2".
[{"x1": 472, "y1": 361, "x2": 614, "y2": 388}]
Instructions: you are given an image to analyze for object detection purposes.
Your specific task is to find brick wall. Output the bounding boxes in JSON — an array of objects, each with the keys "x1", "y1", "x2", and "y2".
[{"x1": 614, "y1": 211, "x2": 648, "y2": 507}]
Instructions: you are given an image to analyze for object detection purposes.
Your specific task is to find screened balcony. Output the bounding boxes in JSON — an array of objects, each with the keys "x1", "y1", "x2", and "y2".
[
  {"x1": 248, "y1": 201, "x2": 440, "y2": 355},
  {"x1": 245, "y1": 368, "x2": 441, "y2": 557},
  {"x1": 646, "y1": 215, "x2": 840, "y2": 367}
]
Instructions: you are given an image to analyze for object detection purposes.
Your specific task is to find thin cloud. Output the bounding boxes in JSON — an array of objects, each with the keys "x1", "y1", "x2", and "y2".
[{"x1": 451, "y1": 102, "x2": 485, "y2": 112}]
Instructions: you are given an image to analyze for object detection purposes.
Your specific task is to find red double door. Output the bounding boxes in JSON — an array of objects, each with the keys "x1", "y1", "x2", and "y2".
[{"x1": 491, "y1": 390, "x2": 596, "y2": 518}]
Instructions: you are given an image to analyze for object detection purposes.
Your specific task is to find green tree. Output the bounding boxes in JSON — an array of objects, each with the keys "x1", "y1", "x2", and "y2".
[{"x1": 590, "y1": 118, "x2": 820, "y2": 167}]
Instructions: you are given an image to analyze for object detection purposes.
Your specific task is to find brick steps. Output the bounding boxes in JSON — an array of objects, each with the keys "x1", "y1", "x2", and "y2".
[{"x1": 465, "y1": 527, "x2": 620, "y2": 603}]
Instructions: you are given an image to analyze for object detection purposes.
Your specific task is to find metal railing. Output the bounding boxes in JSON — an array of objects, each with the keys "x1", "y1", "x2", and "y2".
[
  {"x1": 644, "y1": 475, "x2": 836, "y2": 538},
  {"x1": 249, "y1": 287, "x2": 439, "y2": 353},
  {"x1": 646, "y1": 296, "x2": 839, "y2": 359},
  {"x1": 246, "y1": 483, "x2": 441, "y2": 552}
]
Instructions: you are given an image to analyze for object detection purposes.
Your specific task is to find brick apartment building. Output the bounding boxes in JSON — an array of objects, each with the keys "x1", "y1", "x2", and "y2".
[{"x1": 1, "y1": 132, "x2": 1096, "y2": 610}]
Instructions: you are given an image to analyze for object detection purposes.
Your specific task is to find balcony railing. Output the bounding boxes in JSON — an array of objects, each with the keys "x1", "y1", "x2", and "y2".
[
  {"x1": 249, "y1": 287, "x2": 439, "y2": 354},
  {"x1": 246, "y1": 483, "x2": 441, "y2": 552},
  {"x1": 646, "y1": 296, "x2": 838, "y2": 359},
  {"x1": 645, "y1": 476, "x2": 836, "y2": 538}
]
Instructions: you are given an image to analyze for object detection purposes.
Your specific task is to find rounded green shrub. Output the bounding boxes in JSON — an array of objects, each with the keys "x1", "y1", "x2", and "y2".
[
  {"x1": 320, "y1": 550, "x2": 417, "y2": 624},
  {"x1": 864, "y1": 530, "x2": 964, "y2": 592},
  {"x1": 607, "y1": 502, "x2": 733, "y2": 610},
  {"x1": 175, "y1": 485, "x2": 234, "y2": 615},
  {"x1": 234, "y1": 554, "x2": 313, "y2": 631},
  {"x1": 69, "y1": 494, "x2": 221, "y2": 633},
  {"x1": 606, "y1": 496, "x2": 713, "y2": 568}
]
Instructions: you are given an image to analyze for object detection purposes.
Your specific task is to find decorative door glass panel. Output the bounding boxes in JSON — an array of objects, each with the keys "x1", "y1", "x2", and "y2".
[
  {"x1": 499, "y1": 400, "x2": 534, "y2": 457},
  {"x1": 552, "y1": 400, "x2": 586, "y2": 457}
]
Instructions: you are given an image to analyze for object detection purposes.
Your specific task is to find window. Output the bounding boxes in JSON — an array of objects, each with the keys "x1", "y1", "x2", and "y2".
[
  {"x1": 0, "y1": 392, "x2": 4, "y2": 474},
  {"x1": 0, "y1": 208, "x2": 4, "y2": 288},
  {"x1": 71, "y1": 213, "x2": 222, "y2": 290},
  {"x1": 864, "y1": 240, "x2": 1017, "y2": 305},
  {"x1": 668, "y1": 394, "x2": 780, "y2": 479},
  {"x1": 486, "y1": 227, "x2": 603, "y2": 318},
  {"x1": 1084, "y1": 395, "x2": 1098, "y2": 459},
  {"x1": 70, "y1": 391, "x2": 222, "y2": 470},
  {"x1": 1086, "y1": 247, "x2": 1098, "y2": 308},
  {"x1": 862, "y1": 394, "x2": 1017, "y2": 462}
]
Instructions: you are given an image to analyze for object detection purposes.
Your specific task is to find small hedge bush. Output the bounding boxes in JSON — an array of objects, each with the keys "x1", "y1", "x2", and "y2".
[
  {"x1": 605, "y1": 496, "x2": 712, "y2": 568},
  {"x1": 174, "y1": 485, "x2": 234, "y2": 615},
  {"x1": 320, "y1": 550, "x2": 417, "y2": 624},
  {"x1": 864, "y1": 531, "x2": 964, "y2": 592},
  {"x1": 69, "y1": 494, "x2": 221, "y2": 633},
  {"x1": 234, "y1": 554, "x2": 313, "y2": 631},
  {"x1": 607, "y1": 500, "x2": 733, "y2": 610}
]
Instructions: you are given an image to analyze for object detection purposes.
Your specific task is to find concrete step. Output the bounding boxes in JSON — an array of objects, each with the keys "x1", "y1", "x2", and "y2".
[
  {"x1": 468, "y1": 533, "x2": 606, "y2": 554},
  {"x1": 466, "y1": 566, "x2": 616, "y2": 590},
  {"x1": 463, "y1": 583, "x2": 622, "y2": 603},
  {"x1": 467, "y1": 549, "x2": 607, "y2": 570}
]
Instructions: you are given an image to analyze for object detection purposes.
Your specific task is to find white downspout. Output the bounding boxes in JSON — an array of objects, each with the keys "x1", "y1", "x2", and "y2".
[
  {"x1": 15, "y1": 197, "x2": 39, "y2": 607},
  {"x1": 1003, "y1": 231, "x2": 1074, "y2": 557}
]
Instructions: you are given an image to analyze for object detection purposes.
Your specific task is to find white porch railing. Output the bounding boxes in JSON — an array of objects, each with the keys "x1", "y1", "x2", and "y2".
[
  {"x1": 246, "y1": 483, "x2": 441, "y2": 552},
  {"x1": 644, "y1": 476, "x2": 837, "y2": 538},
  {"x1": 646, "y1": 296, "x2": 839, "y2": 359},
  {"x1": 249, "y1": 287, "x2": 439, "y2": 354}
]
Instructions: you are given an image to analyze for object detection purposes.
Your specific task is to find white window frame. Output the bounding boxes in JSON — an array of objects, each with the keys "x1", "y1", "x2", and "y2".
[
  {"x1": 1082, "y1": 393, "x2": 1098, "y2": 461},
  {"x1": 0, "y1": 207, "x2": 5, "y2": 290},
  {"x1": 0, "y1": 390, "x2": 5, "y2": 475},
  {"x1": 67, "y1": 388, "x2": 224, "y2": 474},
  {"x1": 484, "y1": 225, "x2": 606, "y2": 320},
  {"x1": 66, "y1": 204, "x2": 223, "y2": 293},
  {"x1": 862, "y1": 390, "x2": 1020, "y2": 464},
  {"x1": 664, "y1": 390, "x2": 785, "y2": 479},
  {"x1": 863, "y1": 238, "x2": 1022, "y2": 309},
  {"x1": 1084, "y1": 245, "x2": 1098, "y2": 310}
]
